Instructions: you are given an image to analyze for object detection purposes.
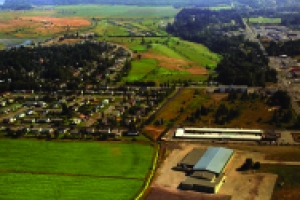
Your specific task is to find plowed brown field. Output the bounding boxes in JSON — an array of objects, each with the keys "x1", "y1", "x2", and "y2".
[{"x1": 141, "y1": 51, "x2": 207, "y2": 75}]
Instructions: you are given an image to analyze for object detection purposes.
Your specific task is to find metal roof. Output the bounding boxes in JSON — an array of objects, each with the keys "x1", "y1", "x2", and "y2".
[
  {"x1": 193, "y1": 147, "x2": 233, "y2": 174},
  {"x1": 179, "y1": 148, "x2": 206, "y2": 166}
]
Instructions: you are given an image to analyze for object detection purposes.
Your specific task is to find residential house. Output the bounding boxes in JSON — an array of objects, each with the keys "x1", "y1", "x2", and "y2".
[
  {"x1": 3, "y1": 117, "x2": 16, "y2": 123},
  {"x1": 70, "y1": 129, "x2": 81, "y2": 137},
  {"x1": 30, "y1": 128, "x2": 42, "y2": 135},
  {"x1": 37, "y1": 118, "x2": 51, "y2": 123},
  {"x1": 71, "y1": 118, "x2": 81, "y2": 125},
  {"x1": 23, "y1": 118, "x2": 36, "y2": 123}
]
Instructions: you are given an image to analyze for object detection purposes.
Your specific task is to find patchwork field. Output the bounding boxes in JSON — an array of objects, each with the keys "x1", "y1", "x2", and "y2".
[
  {"x1": 247, "y1": 17, "x2": 282, "y2": 24},
  {"x1": 0, "y1": 139, "x2": 155, "y2": 199},
  {"x1": 53, "y1": 5, "x2": 180, "y2": 18},
  {"x1": 0, "y1": 16, "x2": 91, "y2": 37},
  {"x1": 116, "y1": 37, "x2": 220, "y2": 83}
]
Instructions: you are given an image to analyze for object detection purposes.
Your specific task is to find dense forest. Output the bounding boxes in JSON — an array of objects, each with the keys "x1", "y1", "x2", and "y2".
[
  {"x1": 0, "y1": 41, "x2": 115, "y2": 92},
  {"x1": 167, "y1": 8, "x2": 277, "y2": 86}
]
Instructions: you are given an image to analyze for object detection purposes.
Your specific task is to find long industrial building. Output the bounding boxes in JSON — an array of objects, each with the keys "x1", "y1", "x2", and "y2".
[
  {"x1": 177, "y1": 147, "x2": 234, "y2": 193},
  {"x1": 175, "y1": 127, "x2": 263, "y2": 141}
]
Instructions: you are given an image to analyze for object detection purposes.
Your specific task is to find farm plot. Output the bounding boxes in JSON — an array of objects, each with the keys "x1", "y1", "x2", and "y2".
[
  {"x1": 0, "y1": 139, "x2": 155, "y2": 199},
  {"x1": 247, "y1": 17, "x2": 282, "y2": 24},
  {"x1": 93, "y1": 20, "x2": 129, "y2": 36},
  {"x1": 0, "y1": 173, "x2": 143, "y2": 200},
  {"x1": 53, "y1": 5, "x2": 180, "y2": 18},
  {"x1": 123, "y1": 58, "x2": 158, "y2": 82},
  {"x1": 0, "y1": 16, "x2": 91, "y2": 38}
]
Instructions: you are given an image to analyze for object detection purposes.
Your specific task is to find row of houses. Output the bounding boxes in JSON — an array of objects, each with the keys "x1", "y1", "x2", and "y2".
[
  {"x1": 207, "y1": 85, "x2": 278, "y2": 95},
  {"x1": 5, "y1": 127, "x2": 138, "y2": 138}
]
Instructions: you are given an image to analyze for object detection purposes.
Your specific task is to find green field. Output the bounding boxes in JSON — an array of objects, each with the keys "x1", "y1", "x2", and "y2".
[
  {"x1": 247, "y1": 17, "x2": 282, "y2": 24},
  {"x1": 0, "y1": 173, "x2": 143, "y2": 200},
  {"x1": 0, "y1": 139, "x2": 155, "y2": 199},
  {"x1": 53, "y1": 5, "x2": 180, "y2": 18},
  {"x1": 124, "y1": 59, "x2": 158, "y2": 81},
  {"x1": 130, "y1": 45, "x2": 148, "y2": 52},
  {"x1": 93, "y1": 20, "x2": 129, "y2": 36},
  {"x1": 167, "y1": 38, "x2": 221, "y2": 68},
  {"x1": 151, "y1": 43, "x2": 185, "y2": 59}
]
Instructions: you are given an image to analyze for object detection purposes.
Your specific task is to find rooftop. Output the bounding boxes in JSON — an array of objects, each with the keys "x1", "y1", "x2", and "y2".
[{"x1": 193, "y1": 147, "x2": 233, "y2": 174}]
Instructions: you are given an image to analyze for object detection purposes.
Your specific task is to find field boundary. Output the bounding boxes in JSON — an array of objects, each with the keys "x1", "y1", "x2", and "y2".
[
  {"x1": 0, "y1": 169, "x2": 144, "y2": 181},
  {"x1": 134, "y1": 144, "x2": 160, "y2": 200}
]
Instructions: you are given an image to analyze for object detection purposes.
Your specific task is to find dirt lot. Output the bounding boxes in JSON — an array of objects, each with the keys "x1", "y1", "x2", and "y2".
[
  {"x1": 0, "y1": 17, "x2": 90, "y2": 37},
  {"x1": 20, "y1": 17, "x2": 90, "y2": 27},
  {"x1": 219, "y1": 150, "x2": 277, "y2": 200},
  {"x1": 142, "y1": 52, "x2": 207, "y2": 75},
  {"x1": 143, "y1": 125, "x2": 166, "y2": 141},
  {"x1": 149, "y1": 143, "x2": 278, "y2": 200},
  {"x1": 147, "y1": 185, "x2": 231, "y2": 200}
]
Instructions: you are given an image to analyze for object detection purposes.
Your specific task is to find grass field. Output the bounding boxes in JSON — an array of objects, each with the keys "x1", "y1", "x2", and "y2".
[
  {"x1": 247, "y1": 17, "x2": 282, "y2": 24},
  {"x1": 0, "y1": 173, "x2": 143, "y2": 200},
  {"x1": 0, "y1": 139, "x2": 155, "y2": 199},
  {"x1": 260, "y1": 164, "x2": 300, "y2": 200},
  {"x1": 93, "y1": 20, "x2": 129, "y2": 36},
  {"x1": 151, "y1": 43, "x2": 185, "y2": 59},
  {"x1": 123, "y1": 58, "x2": 158, "y2": 82},
  {"x1": 130, "y1": 45, "x2": 148, "y2": 52},
  {"x1": 111, "y1": 37, "x2": 219, "y2": 84},
  {"x1": 53, "y1": 5, "x2": 180, "y2": 18}
]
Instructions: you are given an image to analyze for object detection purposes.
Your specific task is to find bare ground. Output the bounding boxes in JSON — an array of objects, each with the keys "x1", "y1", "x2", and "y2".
[
  {"x1": 147, "y1": 185, "x2": 231, "y2": 200},
  {"x1": 141, "y1": 52, "x2": 207, "y2": 75}
]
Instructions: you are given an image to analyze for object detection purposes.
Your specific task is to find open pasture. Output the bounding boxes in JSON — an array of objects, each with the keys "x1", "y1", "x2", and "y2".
[
  {"x1": 247, "y1": 17, "x2": 282, "y2": 24},
  {"x1": 0, "y1": 139, "x2": 155, "y2": 199},
  {"x1": 0, "y1": 16, "x2": 90, "y2": 38},
  {"x1": 0, "y1": 139, "x2": 154, "y2": 178},
  {"x1": 0, "y1": 172, "x2": 143, "y2": 200},
  {"x1": 53, "y1": 5, "x2": 180, "y2": 18}
]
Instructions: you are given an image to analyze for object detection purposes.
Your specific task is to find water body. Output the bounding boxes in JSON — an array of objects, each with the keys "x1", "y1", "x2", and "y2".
[{"x1": 0, "y1": 39, "x2": 33, "y2": 49}]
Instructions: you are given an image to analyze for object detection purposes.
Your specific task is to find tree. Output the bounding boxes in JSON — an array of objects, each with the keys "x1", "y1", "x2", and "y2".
[
  {"x1": 252, "y1": 162, "x2": 261, "y2": 170},
  {"x1": 137, "y1": 54, "x2": 142, "y2": 60}
]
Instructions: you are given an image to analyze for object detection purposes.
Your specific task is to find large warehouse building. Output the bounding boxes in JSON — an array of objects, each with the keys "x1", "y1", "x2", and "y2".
[
  {"x1": 178, "y1": 147, "x2": 234, "y2": 193},
  {"x1": 175, "y1": 127, "x2": 263, "y2": 141}
]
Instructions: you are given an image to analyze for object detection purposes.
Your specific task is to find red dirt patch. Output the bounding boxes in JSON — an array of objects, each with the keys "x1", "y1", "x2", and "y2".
[
  {"x1": 21, "y1": 16, "x2": 90, "y2": 27},
  {"x1": 143, "y1": 125, "x2": 166, "y2": 141},
  {"x1": 141, "y1": 51, "x2": 207, "y2": 75},
  {"x1": 147, "y1": 185, "x2": 231, "y2": 200}
]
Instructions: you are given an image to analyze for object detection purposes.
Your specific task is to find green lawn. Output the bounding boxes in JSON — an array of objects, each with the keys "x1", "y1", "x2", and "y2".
[
  {"x1": 0, "y1": 172, "x2": 143, "y2": 200},
  {"x1": 247, "y1": 17, "x2": 282, "y2": 24},
  {"x1": 0, "y1": 139, "x2": 155, "y2": 199}
]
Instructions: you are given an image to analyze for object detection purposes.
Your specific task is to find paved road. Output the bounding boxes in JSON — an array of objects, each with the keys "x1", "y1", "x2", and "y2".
[{"x1": 260, "y1": 160, "x2": 300, "y2": 166}]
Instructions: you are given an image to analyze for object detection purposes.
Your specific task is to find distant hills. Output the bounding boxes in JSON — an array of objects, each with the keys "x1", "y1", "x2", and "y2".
[{"x1": 2, "y1": 0, "x2": 300, "y2": 10}]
